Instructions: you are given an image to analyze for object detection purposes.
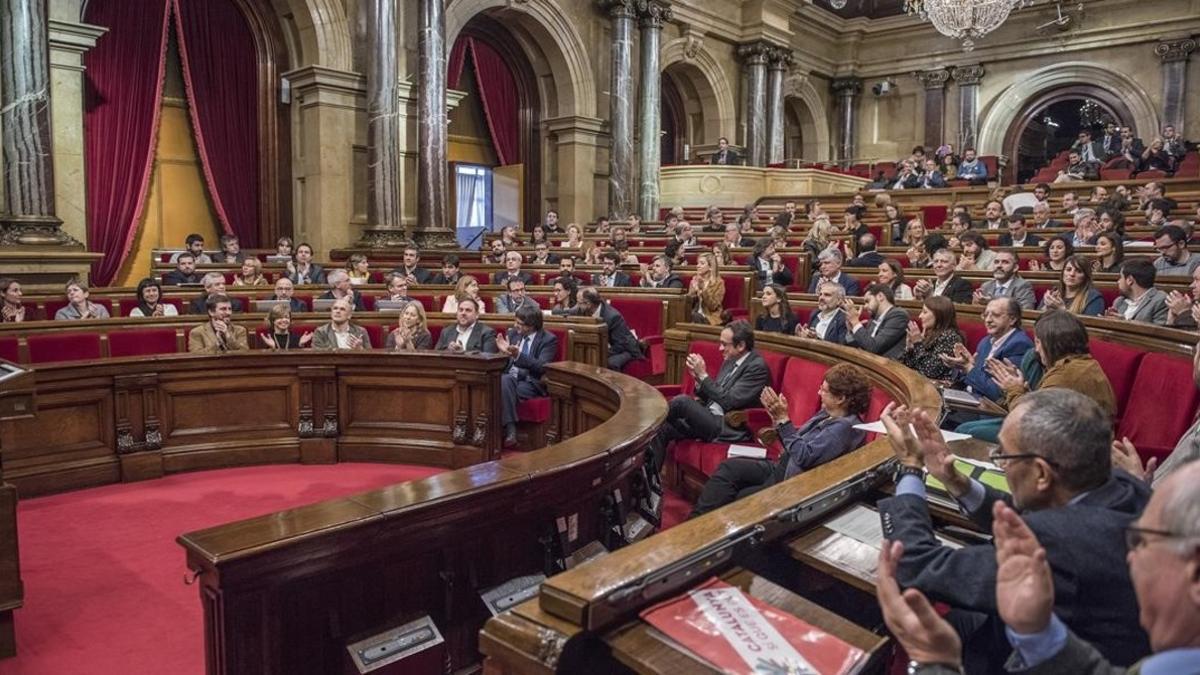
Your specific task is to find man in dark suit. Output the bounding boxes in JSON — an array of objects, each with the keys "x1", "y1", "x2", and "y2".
[
  {"x1": 999, "y1": 213, "x2": 1042, "y2": 247},
  {"x1": 709, "y1": 136, "x2": 740, "y2": 165},
  {"x1": 807, "y1": 248, "x2": 861, "y2": 296},
  {"x1": 529, "y1": 242, "x2": 560, "y2": 266},
  {"x1": 1069, "y1": 129, "x2": 1104, "y2": 165},
  {"x1": 1099, "y1": 122, "x2": 1121, "y2": 158},
  {"x1": 430, "y1": 255, "x2": 463, "y2": 285},
  {"x1": 647, "y1": 320, "x2": 770, "y2": 476},
  {"x1": 913, "y1": 249, "x2": 974, "y2": 304},
  {"x1": 574, "y1": 286, "x2": 643, "y2": 371},
  {"x1": 591, "y1": 251, "x2": 633, "y2": 288},
  {"x1": 497, "y1": 305, "x2": 559, "y2": 448},
  {"x1": 211, "y1": 234, "x2": 246, "y2": 264},
  {"x1": 392, "y1": 245, "x2": 433, "y2": 284},
  {"x1": 772, "y1": 201, "x2": 797, "y2": 230},
  {"x1": 846, "y1": 233, "x2": 886, "y2": 267},
  {"x1": 492, "y1": 251, "x2": 535, "y2": 286},
  {"x1": 639, "y1": 255, "x2": 684, "y2": 290},
  {"x1": 435, "y1": 297, "x2": 498, "y2": 354},
  {"x1": 1031, "y1": 201, "x2": 1062, "y2": 229},
  {"x1": 163, "y1": 252, "x2": 202, "y2": 285},
  {"x1": 797, "y1": 282, "x2": 848, "y2": 344},
  {"x1": 317, "y1": 269, "x2": 366, "y2": 311},
  {"x1": 844, "y1": 284, "x2": 907, "y2": 359},
  {"x1": 876, "y1": 389, "x2": 1152, "y2": 672},
  {"x1": 188, "y1": 272, "x2": 244, "y2": 314}
]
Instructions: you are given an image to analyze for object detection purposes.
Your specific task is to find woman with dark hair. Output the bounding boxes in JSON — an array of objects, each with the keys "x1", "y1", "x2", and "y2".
[
  {"x1": 1040, "y1": 254, "x2": 1105, "y2": 316},
  {"x1": 129, "y1": 278, "x2": 179, "y2": 318},
  {"x1": 899, "y1": 296, "x2": 964, "y2": 381},
  {"x1": 885, "y1": 203, "x2": 906, "y2": 244},
  {"x1": 549, "y1": 276, "x2": 579, "y2": 315},
  {"x1": 690, "y1": 363, "x2": 870, "y2": 517},
  {"x1": 1, "y1": 278, "x2": 25, "y2": 323},
  {"x1": 877, "y1": 259, "x2": 914, "y2": 300},
  {"x1": 529, "y1": 224, "x2": 548, "y2": 245},
  {"x1": 1029, "y1": 235, "x2": 1074, "y2": 272},
  {"x1": 987, "y1": 310, "x2": 1114, "y2": 415},
  {"x1": 1093, "y1": 232, "x2": 1125, "y2": 274},
  {"x1": 755, "y1": 284, "x2": 798, "y2": 335}
]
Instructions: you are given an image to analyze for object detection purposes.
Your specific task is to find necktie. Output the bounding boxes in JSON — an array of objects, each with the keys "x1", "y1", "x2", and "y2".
[{"x1": 520, "y1": 336, "x2": 531, "y2": 357}]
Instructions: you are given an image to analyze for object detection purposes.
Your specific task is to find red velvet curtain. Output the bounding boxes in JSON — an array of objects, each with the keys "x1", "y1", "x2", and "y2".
[
  {"x1": 469, "y1": 39, "x2": 520, "y2": 166},
  {"x1": 83, "y1": 0, "x2": 171, "y2": 285},
  {"x1": 173, "y1": 0, "x2": 261, "y2": 246},
  {"x1": 448, "y1": 37, "x2": 469, "y2": 90}
]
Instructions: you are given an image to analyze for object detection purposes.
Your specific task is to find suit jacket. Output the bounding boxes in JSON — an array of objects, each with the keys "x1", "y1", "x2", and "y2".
[
  {"x1": 598, "y1": 302, "x2": 643, "y2": 361},
  {"x1": 394, "y1": 266, "x2": 434, "y2": 284},
  {"x1": 591, "y1": 271, "x2": 634, "y2": 288},
  {"x1": 962, "y1": 329, "x2": 1035, "y2": 401},
  {"x1": 999, "y1": 232, "x2": 1043, "y2": 247},
  {"x1": 750, "y1": 255, "x2": 795, "y2": 287},
  {"x1": 807, "y1": 272, "x2": 861, "y2": 296},
  {"x1": 435, "y1": 322, "x2": 498, "y2": 354},
  {"x1": 287, "y1": 263, "x2": 326, "y2": 285},
  {"x1": 878, "y1": 471, "x2": 1152, "y2": 669},
  {"x1": 805, "y1": 310, "x2": 848, "y2": 344},
  {"x1": 431, "y1": 272, "x2": 461, "y2": 285},
  {"x1": 187, "y1": 322, "x2": 249, "y2": 354},
  {"x1": 891, "y1": 172, "x2": 920, "y2": 189},
  {"x1": 981, "y1": 276, "x2": 1037, "y2": 310},
  {"x1": 641, "y1": 273, "x2": 684, "y2": 290},
  {"x1": 530, "y1": 253, "x2": 561, "y2": 265},
  {"x1": 311, "y1": 322, "x2": 371, "y2": 350},
  {"x1": 493, "y1": 294, "x2": 541, "y2": 315},
  {"x1": 163, "y1": 270, "x2": 202, "y2": 286},
  {"x1": 920, "y1": 171, "x2": 947, "y2": 189},
  {"x1": 845, "y1": 306, "x2": 908, "y2": 359},
  {"x1": 211, "y1": 251, "x2": 246, "y2": 264},
  {"x1": 318, "y1": 290, "x2": 366, "y2": 312},
  {"x1": 1113, "y1": 288, "x2": 1170, "y2": 326},
  {"x1": 188, "y1": 295, "x2": 244, "y2": 315},
  {"x1": 930, "y1": 275, "x2": 974, "y2": 304},
  {"x1": 1070, "y1": 140, "x2": 1105, "y2": 163},
  {"x1": 1035, "y1": 218, "x2": 1064, "y2": 230},
  {"x1": 846, "y1": 251, "x2": 886, "y2": 268},
  {"x1": 710, "y1": 148, "x2": 741, "y2": 165},
  {"x1": 504, "y1": 328, "x2": 558, "y2": 396},
  {"x1": 492, "y1": 270, "x2": 534, "y2": 286},
  {"x1": 1100, "y1": 133, "x2": 1121, "y2": 157},
  {"x1": 695, "y1": 350, "x2": 771, "y2": 442}
]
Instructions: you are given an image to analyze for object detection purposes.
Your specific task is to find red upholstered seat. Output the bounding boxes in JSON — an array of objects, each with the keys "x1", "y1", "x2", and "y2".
[
  {"x1": 409, "y1": 295, "x2": 435, "y2": 311},
  {"x1": 960, "y1": 320, "x2": 989, "y2": 352},
  {"x1": 362, "y1": 294, "x2": 377, "y2": 311},
  {"x1": 760, "y1": 350, "x2": 789, "y2": 391},
  {"x1": 108, "y1": 329, "x2": 178, "y2": 358},
  {"x1": 27, "y1": 333, "x2": 102, "y2": 363},
  {"x1": 0, "y1": 337, "x2": 18, "y2": 363},
  {"x1": 1135, "y1": 169, "x2": 1166, "y2": 180},
  {"x1": 427, "y1": 325, "x2": 442, "y2": 344},
  {"x1": 1088, "y1": 340, "x2": 1145, "y2": 423},
  {"x1": 921, "y1": 205, "x2": 948, "y2": 230},
  {"x1": 293, "y1": 294, "x2": 313, "y2": 311},
  {"x1": 1117, "y1": 353, "x2": 1200, "y2": 463},
  {"x1": 516, "y1": 397, "x2": 551, "y2": 423},
  {"x1": 546, "y1": 328, "x2": 568, "y2": 360},
  {"x1": 1098, "y1": 287, "x2": 1120, "y2": 308},
  {"x1": 779, "y1": 358, "x2": 830, "y2": 421},
  {"x1": 363, "y1": 324, "x2": 384, "y2": 348}
]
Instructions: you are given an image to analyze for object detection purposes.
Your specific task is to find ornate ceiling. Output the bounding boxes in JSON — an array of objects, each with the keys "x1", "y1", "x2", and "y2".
[{"x1": 811, "y1": 0, "x2": 907, "y2": 19}]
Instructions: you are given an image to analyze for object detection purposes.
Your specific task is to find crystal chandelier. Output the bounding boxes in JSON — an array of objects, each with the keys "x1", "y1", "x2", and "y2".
[{"x1": 904, "y1": 0, "x2": 1032, "y2": 51}]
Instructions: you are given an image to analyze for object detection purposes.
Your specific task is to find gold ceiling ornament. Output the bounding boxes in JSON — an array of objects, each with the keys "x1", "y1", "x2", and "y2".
[{"x1": 904, "y1": 0, "x2": 1033, "y2": 51}]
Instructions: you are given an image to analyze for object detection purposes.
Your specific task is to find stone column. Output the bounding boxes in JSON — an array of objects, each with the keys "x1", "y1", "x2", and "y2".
[
  {"x1": 1155, "y1": 38, "x2": 1197, "y2": 134},
  {"x1": 356, "y1": 0, "x2": 408, "y2": 248},
  {"x1": 766, "y1": 48, "x2": 793, "y2": 165},
  {"x1": 915, "y1": 68, "x2": 950, "y2": 150},
  {"x1": 415, "y1": 0, "x2": 455, "y2": 247},
  {"x1": 48, "y1": 19, "x2": 106, "y2": 247},
  {"x1": 546, "y1": 115, "x2": 606, "y2": 225},
  {"x1": 636, "y1": 0, "x2": 671, "y2": 221},
  {"x1": 831, "y1": 77, "x2": 862, "y2": 162},
  {"x1": 951, "y1": 65, "x2": 984, "y2": 151},
  {"x1": 738, "y1": 42, "x2": 770, "y2": 167},
  {"x1": 599, "y1": 0, "x2": 636, "y2": 220},
  {"x1": 0, "y1": 0, "x2": 78, "y2": 245}
]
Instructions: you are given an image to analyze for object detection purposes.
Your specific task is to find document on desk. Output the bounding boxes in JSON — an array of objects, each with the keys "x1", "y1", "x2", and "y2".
[
  {"x1": 853, "y1": 420, "x2": 972, "y2": 442},
  {"x1": 825, "y1": 504, "x2": 964, "y2": 552}
]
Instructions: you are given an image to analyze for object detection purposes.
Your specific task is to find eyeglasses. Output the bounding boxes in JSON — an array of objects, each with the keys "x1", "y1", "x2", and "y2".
[
  {"x1": 1125, "y1": 525, "x2": 1191, "y2": 551},
  {"x1": 987, "y1": 450, "x2": 1060, "y2": 469}
]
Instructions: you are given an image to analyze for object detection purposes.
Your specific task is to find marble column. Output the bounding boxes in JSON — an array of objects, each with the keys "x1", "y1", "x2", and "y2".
[
  {"x1": 1154, "y1": 38, "x2": 1197, "y2": 135},
  {"x1": 951, "y1": 65, "x2": 984, "y2": 151},
  {"x1": 831, "y1": 77, "x2": 862, "y2": 162},
  {"x1": 738, "y1": 41, "x2": 770, "y2": 167},
  {"x1": 0, "y1": 0, "x2": 77, "y2": 245},
  {"x1": 600, "y1": 0, "x2": 636, "y2": 220},
  {"x1": 416, "y1": 0, "x2": 454, "y2": 247},
  {"x1": 915, "y1": 69, "x2": 950, "y2": 150},
  {"x1": 636, "y1": 0, "x2": 671, "y2": 222},
  {"x1": 357, "y1": 0, "x2": 408, "y2": 248},
  {"x1": 766, "y1": 48, "x2": 793, "y2": 165}
]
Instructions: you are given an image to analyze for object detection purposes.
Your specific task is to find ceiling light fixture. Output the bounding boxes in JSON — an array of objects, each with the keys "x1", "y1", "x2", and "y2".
[{"x1": 904, "y1": 0, "x2": 1032, "y2": 51}]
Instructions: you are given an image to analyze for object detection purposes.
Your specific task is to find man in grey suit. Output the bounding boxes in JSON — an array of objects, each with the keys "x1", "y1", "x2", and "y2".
[
  {"x1": 497, "y1": 305, "x2": 558, "y2": 448},
  {"x1": 844, "y1": 284, "x2": 908, "y2": 359},
  {"x1": 974, "y1": 250, "x2": 1037, "y2": 310},
  {"x1": 435, "y1": 297, "x2": 497, "y2": 353},
  {"x1": 877, "y1": 459, "x2": 1200, "y2": 675},
  {"x1": 647, "y1": 320, "x2": 770, "y2": 476},
  {"x1": 494, "y1": 278, "x2": 541, "y2": 315},
  {"x1": 311, "y1": 297, "x2": 371, "y2": 350},
  {"x1": 1111, "y1": 259, "x2": 1170, "y2": 325},
  {"x1": 876, "y1": 390, "x2": 1152, "y2": 672}
]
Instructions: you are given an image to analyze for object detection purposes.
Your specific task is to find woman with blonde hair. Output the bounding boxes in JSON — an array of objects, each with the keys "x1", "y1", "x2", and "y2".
[
  {"x1": 233, "y1": 258, "x2": 268, "y2": 286},
  {"x1": 560, "y1": 223, "x2": 584, "y2": 249},
  {"x1": 345, "y1": 254, "x2": 371, "y2": 285},
  {"x1": 260, "y1": 304, "x2": 312, "y2": 350},
  {"x1": 386, "y1": 302, "x2": 433, "y2": 350},
  {"x1": 711, "y1": 242, "x2": 734, "y2": 266},
  {"x1": 802, "y1": 216, "x2": 836, "y2": 259},
  {"x1": 442, "y1": 275, "x2": 486, "y2": 314},
  {"x1": 688, "y1": 252, "x2": 726, "y2": 325}
]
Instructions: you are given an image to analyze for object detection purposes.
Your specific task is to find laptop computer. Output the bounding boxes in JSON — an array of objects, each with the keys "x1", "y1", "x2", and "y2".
[
  {"x1": 312, "y1": 298, "x2": 336, "y2": 312},
  {"x1": 252, "y1": 299, "x2": 290, "y2": 313},
  {"x1": 375, "y1": 300, "x2": 410, "y2": 311}
]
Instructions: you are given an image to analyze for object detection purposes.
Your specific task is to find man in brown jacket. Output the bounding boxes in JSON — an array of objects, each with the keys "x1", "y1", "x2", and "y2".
[{"x1": 187, "y1": 294, "x2": 249, "y2": 354}]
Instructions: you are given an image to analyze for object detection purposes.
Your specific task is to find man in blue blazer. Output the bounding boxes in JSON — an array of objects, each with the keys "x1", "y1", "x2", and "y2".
[
  {"x1": 807, "y1": 248, "x2": 861, "y2": 296},
  {"x1": 497, "y1": 305, "x2": 559, "y2": 448},
  {"x1": 797, "y1": 282, "x2": 849, "y2": 344},
  {"x1": 943, "y1": 296, "x2": 1033, "y2": 401}
]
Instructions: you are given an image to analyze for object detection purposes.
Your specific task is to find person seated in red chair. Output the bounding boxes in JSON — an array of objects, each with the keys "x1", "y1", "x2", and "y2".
[
  {"x1": 431, "y1": 254, "x2": 464, "y2": 285},
  {"x1": 591, "y1": 251, "x2": 634, "y2": 288},
  {"x1": 435, "y1": 297, "x2": 497, "y2": 354},
  {"x1": 162, "y1": 251, "x2": 202, "y2": 285},
  {"x1": 318, "y1": 269, "x2": 366, "y2": 312},
  {"x1": 170, "y1": 233, "x2": 210, "y2": 264},
  {"x1": 807, "y1": 248, "x2": 861, "y2": 296},
  {"x1": 638, "y1": 255, "x2": 684, "y2": 290},
  {"x1": 271, "y1": 277, "x2": 307, "y2": 313},
  {"x1": 385, "y1": 302, "x2": 433, "y2": 351},
  {"x1": 129, "y1": 278, "x2": 179, "y2": 318},
  {"x1": 913, "y1": 249, "x2": 974, "y2": 304},
  {"x1": 188, "y1": 272, "x2": 244, "y2": 315},
  {"x1": 689, "y1": 363, "x2": 869, "y2": 517},
  {"x1": 0, "y1": 278, "x2": 24, "y2": 323},
  {"x1": 955, "y1": 147, "x2": 988, "y2": 184},
  {"x1": 55, "y1": 278, "x2": 110, "y2": 321},
  {"x1": 646, "y1": 320, "x2": 770, "y2": 477},
  {"x1": 844, "y1": 283, "x2": 909, "y2": 360},
  {"x1": 311, "y1": 297, "x2": 370, "y2": 350},
  {"x1": 497, "y1": 305, "x2": 559, "y2": 448},
  {"x1": 492, "y1": 251, "x2": 534, "y2": 287},
  {"x1": 260, "y1": 304, "x2": 313, "y2": 350},
  {"x1": 494, "y1": 278, "x2": 541, "y2": 315},
  {"x1": 211, "y1": 234, "x2": 245, "y2": 264},
  {"x1": 188, "y1": 294, "x2": 248, "y2": 354},
  {"x1": 797, "y1": 281, "x2": 848, "y2": 343}
]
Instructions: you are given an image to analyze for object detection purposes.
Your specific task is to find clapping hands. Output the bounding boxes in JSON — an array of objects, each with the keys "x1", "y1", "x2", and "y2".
[
  {"x1": 939, "y1": 342, "x2": 975, "y2": 372},
  {"x1": 985, "y1": 358, "x2": 1025, "y2": 392},
  {"x1": 760, "y1": 387, "x2": 790, "y2": 426}
]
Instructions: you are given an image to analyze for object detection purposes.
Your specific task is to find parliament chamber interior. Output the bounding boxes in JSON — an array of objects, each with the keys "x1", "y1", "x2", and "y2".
[{"x1": 0, "y1": 0, "x2": 1198, "y2": 673}]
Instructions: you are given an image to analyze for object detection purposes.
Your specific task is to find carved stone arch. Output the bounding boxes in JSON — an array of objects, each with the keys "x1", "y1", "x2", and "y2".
[
  {"x1": 976, "y1": 61, "x2": 1160, "y2": 157},
  {"x1": 782, "y1": 73, "x2": 831, "y2": 162},
  {"x1": 290, "y1": 0, "x2": 353, "y2": 70},
  {"x1": 660, "y1": 37, "x2": 735, "y2": 143},
  {"x1": 446, "y1": 0, "x2": 596, "y2": 118}
]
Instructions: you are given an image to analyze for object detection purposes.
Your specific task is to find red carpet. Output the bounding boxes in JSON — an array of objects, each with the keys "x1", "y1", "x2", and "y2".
[{"x1": 2, "y1": 463, "x2": 695, "y2": 674}]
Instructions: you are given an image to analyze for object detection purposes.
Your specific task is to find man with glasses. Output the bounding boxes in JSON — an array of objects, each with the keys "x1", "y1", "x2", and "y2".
[
  {"x1": 1152, "y1": 224, "x2": 1200, "y2": 277},
  {"x1": 876, "y1": 460, "x2": 1200, "y2": 675},
  {"x1": 876, "y1": 389, "x2": 1152, "y2": 672},
  {"x1": 494, "y1": 278, "x2": 540, "y2": 315}
]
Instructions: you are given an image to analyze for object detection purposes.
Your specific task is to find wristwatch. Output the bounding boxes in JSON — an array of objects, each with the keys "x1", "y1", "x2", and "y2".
[
  {"x1": 893, "y1": 463, "x2": 926, "y2": 484},
  {"x1": 907, "y1": 661, "x2": 964, "y2": 675}
]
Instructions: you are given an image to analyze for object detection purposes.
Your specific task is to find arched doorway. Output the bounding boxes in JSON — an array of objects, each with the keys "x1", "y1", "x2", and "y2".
[
  {"x1": 1003, "y1": 86, "x2": 1130, "y2": 183},
  {"x1": 661, "y1": 74, "x2": 686, "y2": 165}
]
